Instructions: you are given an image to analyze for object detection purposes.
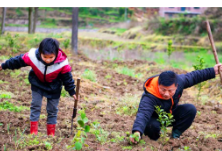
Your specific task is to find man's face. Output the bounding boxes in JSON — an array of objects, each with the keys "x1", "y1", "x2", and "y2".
[
  {"x1": 41, "y1": 53, "x2": 56, "y2": 64},
  {"x1": 158, "y1": 83, "x2": 177, "y2": 100}
]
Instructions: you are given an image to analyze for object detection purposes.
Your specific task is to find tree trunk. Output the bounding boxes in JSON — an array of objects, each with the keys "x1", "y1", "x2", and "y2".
[
  {"x1": 125, "y1": 7, "x2": 128, "y2": 21},
  {"x1": 32, "y1": 7, "x2": 38, "y2": 33},
  {"x1": 72, "y1": 7, "x2": 79, "y2": 54},
  {"x1": 28, "y1": 7, "x2": 34, "y2": 34},
  {"x1": 1, "y1": 7, "x2": 7, "y2": 35}
]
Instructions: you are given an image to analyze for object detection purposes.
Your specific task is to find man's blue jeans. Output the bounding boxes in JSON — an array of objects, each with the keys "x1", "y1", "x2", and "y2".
[{"x1": 30, "y1": 91, "x2": 60, "y2": 124}]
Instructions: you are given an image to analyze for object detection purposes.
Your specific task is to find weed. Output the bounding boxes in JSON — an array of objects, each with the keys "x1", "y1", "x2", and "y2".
[
  {"x1": 167, "y1": 39, "x2": 173, "y2": 59},
  {"x1": 116, "y1": 94, "x2": 139, "y2": 116},
  {"x1": 205, "y1": 133, "x2": 218, "y2": 139},
  {"x1": 122, "y1": 146, "x2": 132, "y2": 150},
  {"x1": 105, "y1": 74, "x2": 112, "y2": 79},
  {"x1": 183, "y1": 146, "x2": 191, "y2": 151},
  {"x1": 24, "y1": 79, "x2": 30, "y2": 85},
  {"x1": 81, "y1": 69, "x2": 97, "y2": 82},
  {"x1": 44, "y1": 142, "x2": 53, "y2": 150},
  {"x1": 116, "y1": 67, "x2": 143, "y2": 79},
  {"x1": 0, "y1": 101, "x2": 29, "y2": 112},
  {"x1": 90, "y1": 120, "x2": 109, "y2": 144},
  {"x1": 61, "y1": 87, "x2": 69, "y2": 97},
  {"x1": 63, "y1": 39, "x2": 70, "y2": 49},
  {"x1": 5, "y1": 33, "x2": 20, "y2": 53},
  {"x1": 0, "y1": 55, "x2": 10, "y2": 60},
  {"x1": 109, "y1": 131, "x2": 125, "y2": 143},
  {"x1": 0, "y1": 93, "x2": 12, "y2": 99},
  {"x1": 10, "y1": 70, "x2": 21, "y2": 78}
]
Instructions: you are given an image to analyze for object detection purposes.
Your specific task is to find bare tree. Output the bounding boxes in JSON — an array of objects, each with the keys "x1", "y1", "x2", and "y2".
[
  {"x1": 32, "y1": 7, "x2": 38, "y2": 33},
  {"x1": 1, "y1": 7, "x2": 7, "y2": 35},
  {"x1": 72, "y1": 7, "x2": 79, "y2": 54},
  {"x1": 28, "y1": 7, "x2": 34, "y2": 34}
]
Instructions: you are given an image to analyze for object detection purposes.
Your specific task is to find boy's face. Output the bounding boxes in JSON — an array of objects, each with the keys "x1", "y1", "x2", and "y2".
[{"x1": 41, "y1": 53, "x2": 56, "y2": 64}]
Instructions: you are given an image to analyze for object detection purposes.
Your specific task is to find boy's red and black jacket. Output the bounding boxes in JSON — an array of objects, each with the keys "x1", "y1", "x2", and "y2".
[
  {"x1": 132, "y1": 68, "x2": 215, "y2": 136},
  {"x1": 1, "y1": 48, "x2": 76, "y2": 99}
]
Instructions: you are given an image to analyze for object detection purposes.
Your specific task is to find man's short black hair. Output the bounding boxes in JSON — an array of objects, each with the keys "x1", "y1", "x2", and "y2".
[
  {"x1": 158, "y1": 71, "x2": 178, "y2": 86},
  {"x1": 39, "y1": 38, "x2": 59, "y2": 56}
]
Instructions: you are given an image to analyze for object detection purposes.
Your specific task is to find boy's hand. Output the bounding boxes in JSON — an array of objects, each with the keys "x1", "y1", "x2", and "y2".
[
  {"x1": 0, "y1": 65, "x2": 2, "y2": 71},
  {"x1": 73, "y1": 94, "x2": 77, "y2": 100},
  {"x1": 129, "y1": 131, "x2": 141, "y2": 144},
  {"x1": 214, "y1": 63, "x2": 222, "y2": 75}
]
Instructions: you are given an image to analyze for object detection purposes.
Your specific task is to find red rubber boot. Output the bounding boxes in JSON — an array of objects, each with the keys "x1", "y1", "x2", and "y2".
[
  {"x1": 47, "y1": 124, "x2": 55, "y2": 136},
  {"x1": 30, "y1": 121, "x2": 38, "y2": 135}
]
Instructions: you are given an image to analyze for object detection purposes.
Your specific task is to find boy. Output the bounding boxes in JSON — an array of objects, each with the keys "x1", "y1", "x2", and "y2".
[{"x1": 0, "y1": 38, "x2": 77, "y2": 136}]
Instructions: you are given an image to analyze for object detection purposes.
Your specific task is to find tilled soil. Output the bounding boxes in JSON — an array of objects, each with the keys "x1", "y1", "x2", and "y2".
[{"x1": 1, "y1": 51, "x2": 222, "y2": 151}]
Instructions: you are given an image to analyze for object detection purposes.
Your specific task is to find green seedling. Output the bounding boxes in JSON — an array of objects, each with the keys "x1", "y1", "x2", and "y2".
[
  {"x1": 155, "y1": 106, "x2": 175, "y2": 145},
  {"x1": 129, "y1": 133, "x2": 140, "y2": 145},
  {"x1": 193, "y1": 56, "x2": 205, "y2": 101},
  {"x1": 67, "y1": 110, "x2": 90, "y2": 150}
]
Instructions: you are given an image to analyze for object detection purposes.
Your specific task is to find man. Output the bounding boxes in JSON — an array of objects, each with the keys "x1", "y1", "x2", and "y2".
[{"x1": 130, "y1": 64, "x2": 222, "y2": 144}]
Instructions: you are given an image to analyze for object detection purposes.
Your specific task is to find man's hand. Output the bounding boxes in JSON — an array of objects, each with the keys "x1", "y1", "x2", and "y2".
[
  {"x1": 0, "y1": 65, "x2": 2, "y2": 71},
  {"x1": 129, "y1": 131, "x2": 141, "y2": 144},
  {"x1": 73, "y1": 94, "x2": 77, "y2": 100},
  {"x1": 214, "y1": 63, "x2": 222, "y2": 75}
]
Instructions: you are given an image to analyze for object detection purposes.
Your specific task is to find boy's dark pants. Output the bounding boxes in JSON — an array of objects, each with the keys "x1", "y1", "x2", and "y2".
[
  {"x1": 144, "y1": 104, "x2": 197, "y2": 140},
  {"x1": 30, "y1": 91, "x2": 60, "y2": 124}
]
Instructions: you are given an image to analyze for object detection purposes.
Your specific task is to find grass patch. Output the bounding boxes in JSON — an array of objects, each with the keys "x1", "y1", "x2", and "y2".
[
  {"x1": 116, "y1": 67, "x2": 143, "y2": 79},
  {"x1": 0, "y1": 101, "x2": 29, "y2": 112},
  {"x1": 10, "y1": 70, "x2": 21, "y2": 78},
  {"x1": 81, "y1": 69, "x2": 97, "y2": 82},
  {"x1": 116, "y1": 93, "x2": 140, "y2": 116}
]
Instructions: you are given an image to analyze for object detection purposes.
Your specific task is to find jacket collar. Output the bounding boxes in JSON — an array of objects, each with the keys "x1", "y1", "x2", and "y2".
[{"x1": 35, "y1": 48, "x2": 67, "y2": 66}]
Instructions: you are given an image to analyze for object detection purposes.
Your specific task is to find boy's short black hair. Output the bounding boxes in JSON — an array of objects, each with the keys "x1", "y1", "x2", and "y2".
[
  {"x1": 39, "y1": 38, "x2": 59, "y2": 56},
  {"x1": 158, "y1": 71, "x2": 178, "y2": 86}
]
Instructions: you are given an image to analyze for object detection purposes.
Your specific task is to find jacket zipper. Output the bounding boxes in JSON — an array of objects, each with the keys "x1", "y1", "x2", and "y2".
[{"x1": 44, "y1": 66, "x2": 48, "y2": 82}]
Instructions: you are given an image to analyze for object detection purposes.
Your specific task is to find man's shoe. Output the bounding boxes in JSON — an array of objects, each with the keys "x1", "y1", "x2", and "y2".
[{"x1": 171, "y1": 129, "x2": 182, "y2": 139}]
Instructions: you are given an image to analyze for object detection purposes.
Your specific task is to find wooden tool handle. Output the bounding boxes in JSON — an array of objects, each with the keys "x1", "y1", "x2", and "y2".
[
  {"x1": 74, "y1": 78, "x2": 81, "y2": 108},
  {"x1": 206, "y1": 20, "x2": 222, "y2": 83}
]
